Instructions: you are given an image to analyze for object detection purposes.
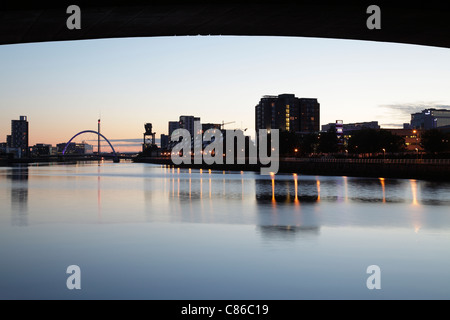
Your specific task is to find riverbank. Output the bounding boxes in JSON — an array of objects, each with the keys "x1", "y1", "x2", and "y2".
[
  {"x1": 0, "y1": 154, "x2": 124, "y2": 165},
  {"x1": 133, "y1": 157, "x2": 450, "y2": 181}
]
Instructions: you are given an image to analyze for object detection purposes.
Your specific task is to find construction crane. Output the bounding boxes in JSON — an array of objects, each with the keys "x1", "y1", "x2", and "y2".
[{"x1": 221, "y1": 121, "x2": 235, "y2": 130}]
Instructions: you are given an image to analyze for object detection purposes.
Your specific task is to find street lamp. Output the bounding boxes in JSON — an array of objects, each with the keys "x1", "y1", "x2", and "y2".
[
  {"x1": 415, "y1": 148, "x2": 419, "y2": 160},
  {"x1": 382, "y1": 148, "x2": 386, "y2": 161}
]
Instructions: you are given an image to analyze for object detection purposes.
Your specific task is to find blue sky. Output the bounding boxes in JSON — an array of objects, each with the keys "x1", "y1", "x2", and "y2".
[{"x1": 1, "y1": 35, "x2": 450, "y2": 152}]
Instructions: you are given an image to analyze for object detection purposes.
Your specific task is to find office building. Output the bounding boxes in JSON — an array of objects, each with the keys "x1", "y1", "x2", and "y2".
[
  {"x1": 299, "y1": 98, "x2": 320, "y2": 133},
  {"x1": 202, "y1": 123, "x2": 221, "y2": 132},
  {"x1": 321, "y1": 121, "x2": 380, "y2": 133},
  {"x1": 255, "y1": 94, "x2": 320, "y2": 133},
  {"x1": 168, "y1": 121, "x2": 180, "y2": 137},
  {"x1": 11, "y1": 116, "x2": 29, "y2": 158},
  {"x1": 179, "y1": 115, "x2": 201, "y2": 137},
  {"x1": 57, "y1": 142, "x2": 93, "y2": 154},
  {"x1": 168, "y1": 115, "x2": 201, "y2": 149},
  {"x1": 30, "y1": 144, "x2": 57, "y2": 157},
  {"x1": 411, "y1": 108, "x2": 450, "y2": 130}
]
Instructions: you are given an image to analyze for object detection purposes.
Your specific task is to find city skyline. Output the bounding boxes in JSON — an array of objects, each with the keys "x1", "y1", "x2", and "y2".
[{"x1": 2, "y1": 35, "x2": 450, "y2": 152}]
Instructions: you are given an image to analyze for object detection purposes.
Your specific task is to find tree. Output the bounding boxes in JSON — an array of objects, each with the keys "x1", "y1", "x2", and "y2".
[
  {"x1": 279, "y1": 130, "x2": 301, "y2": 156},
  {"x1": 299, "y1": 133, "x2": 319, "y2": 156},
  {"x1": 348, "y1": 128, "x2": 405, "y2": 156},
  {"x1": 421, "y1": 129, "x2": 450, "y2": 154},
  {"x1": 378, "y1": 130, "x2": 405, "y2": 153},
  {"x1": 318, "y1": 128, "x2": 339, "y2": 154}
]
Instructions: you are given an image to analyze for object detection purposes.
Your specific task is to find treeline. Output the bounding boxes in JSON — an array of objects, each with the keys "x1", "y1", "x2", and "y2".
[{"x1": 280, "y1": 128, "x2": 450, "y2": 157}]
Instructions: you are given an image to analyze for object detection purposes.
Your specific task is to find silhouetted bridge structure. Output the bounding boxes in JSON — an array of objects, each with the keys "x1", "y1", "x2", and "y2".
[
  {"x1": 59, "y1": 129, "x2": 137, "y2": 162},
  {"x1": 1, "y1": 2, "x2": 450, "y2": 49}
]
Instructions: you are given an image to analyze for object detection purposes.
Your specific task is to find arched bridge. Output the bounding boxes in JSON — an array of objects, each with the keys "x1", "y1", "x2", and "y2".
[
  {"x1": 63, "y1": 130, "x2": 118, "y2": 162},
  {"x1": 0, "y1": 2, "x2": 450, "y2": 49}
]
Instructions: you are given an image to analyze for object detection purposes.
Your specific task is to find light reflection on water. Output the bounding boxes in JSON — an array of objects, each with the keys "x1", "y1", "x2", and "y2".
[{"x1": 0, "y1": 161, "x2": 449, "y2": 299}]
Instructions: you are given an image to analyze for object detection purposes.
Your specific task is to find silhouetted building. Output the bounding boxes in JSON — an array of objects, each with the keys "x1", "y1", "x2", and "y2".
[
  {"x1": 57, "y1": 142, "x2": 93, "y2": 154},
  {"x1": 403, "y1": 123, "x2": 412, "y2": 129},
  {"x1": 0, "y1": 142, "x2": 7, "y2": 154},
  {"x1": 411, "y1": 108, "x2": 450, "y2": 130},
  {"x1": 255, "y1": 94, "x2": 320, "y2": 133},
  {"x1": 30, "y1": 143, "x2": 56, "y2": 156},
  {"x1": 299, "y1": 98, "x2": 320, "y2": 133},
  {"x1": 167, "y1": 116, "x2": 202, "y2": 150},
  {"x1": 11, "y1": 116, "x2": 29, "y2": 158},
  {"x1": 168, "y1": 121, "x2": 180, "y2": 136},
  {"x1": 202, "y1": 123, "x2": 221, "y2": 132},
  {"x1": 322, "y1": 121, "x2": 380, "y2": 133},
  {"x1": 179, "y1": 115, "x2": 201, "y2": 137},
  {"x1": 6, "y1": 135, "x2": 11, "y2": 148},
  {"x1": 160, "y1": 134, "x2": 169, "y2": 149}
]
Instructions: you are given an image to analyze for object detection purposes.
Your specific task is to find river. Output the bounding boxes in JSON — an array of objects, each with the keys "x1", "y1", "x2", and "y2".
[{"x1": 0, "y1": 161, "x2": 449, "y2": 299}]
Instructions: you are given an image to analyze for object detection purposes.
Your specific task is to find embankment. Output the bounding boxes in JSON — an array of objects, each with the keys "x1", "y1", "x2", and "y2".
[{"x1": 134, "y1": 157, "x2": 450, "y2": 181}]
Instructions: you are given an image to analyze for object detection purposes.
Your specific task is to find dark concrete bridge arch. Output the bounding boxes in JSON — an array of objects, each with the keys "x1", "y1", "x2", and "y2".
[{"x1": 1, "y1": 1, "x2": 450, "y2": 49}]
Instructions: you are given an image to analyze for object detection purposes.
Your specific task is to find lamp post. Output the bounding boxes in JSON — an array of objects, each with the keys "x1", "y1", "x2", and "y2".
[{"x1": 382, "y1": 148, "x2": 386, "y2": 161}]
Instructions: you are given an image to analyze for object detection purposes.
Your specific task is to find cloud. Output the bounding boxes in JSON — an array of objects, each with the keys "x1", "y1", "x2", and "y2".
[
  {"x1": 380, "y1": 102, "x2": 450, "y2": 117},
  {"x1": 85, "y1": 138, "x2": 162, "y2": 145},
  {"x1": 380, "y1": 123, "x2": 404, "y2": 128},
  {"x1": 377, "y1": 102, "x2": 450, "y2": 127},
  {"x1": 85, "y1": 138, "x2": 143, "y2": 143}
]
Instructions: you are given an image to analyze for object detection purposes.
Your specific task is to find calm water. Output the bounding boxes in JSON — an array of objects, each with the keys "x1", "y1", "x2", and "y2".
[{"x1": 1, "y1": 161, "x2": 450, "y2": 300}]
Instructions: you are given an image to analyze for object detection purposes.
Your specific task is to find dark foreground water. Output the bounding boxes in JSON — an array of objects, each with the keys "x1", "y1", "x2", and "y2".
[{"x1": 1, "y1": 161, "x2": 449, "y2": 300}]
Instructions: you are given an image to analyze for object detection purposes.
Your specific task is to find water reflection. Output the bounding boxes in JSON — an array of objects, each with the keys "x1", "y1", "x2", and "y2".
[
  {"x1": 410, "y1": 179, "x2": 419, "y2": 206},
  {"x1": 3, "y1": 163, "x2": 450, "y2": 234},
  {"x1": 379, "y1": 178, "x2": 386, "y2": 203},
  {"x1": 2, "y1": 162, "x2": 450, "y2": 300},
  {"x1": 8, "y1": 166, "x2": 28, "y2": 226},
  {"x1": 144, "y1": 167, "x2": 450, "y2": 235},
  {"x1": 98, "y1": 163, "x2": 102, "y2": 221},
  {"x1": 257, "y1": 225, "x2": 320, "y2": 241},
  {"x1": 255, "y1": 176, "x2": 319, "y2": 203}
]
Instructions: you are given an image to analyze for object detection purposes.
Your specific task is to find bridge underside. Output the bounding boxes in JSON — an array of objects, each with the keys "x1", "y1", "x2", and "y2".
[{"x1": 1, "y1": 1, "x2": 450, "y2": 48}]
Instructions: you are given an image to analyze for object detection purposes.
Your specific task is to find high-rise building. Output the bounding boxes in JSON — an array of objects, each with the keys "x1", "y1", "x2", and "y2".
[
  {"x1": 168, "y1": 121, "x2": 180, "y2": 136},
  {"x1": 299, "y1": 98, "x2": 320, "y2": 133},
  {"x1": 179, "y1": 115, "x2": 201, "y2": 137},
  {"x1": 255, "y1": 94, "x2": 319, "y2": 133},
  {"x1": 11, "y1": 116, "x2": 29, "y2": 158},
  {"x1": 202, "y1": 123, "x2": 221, "y2": 132},
  {"x1": 411, "y1": 108, "x2": 450, "y2": 130}
]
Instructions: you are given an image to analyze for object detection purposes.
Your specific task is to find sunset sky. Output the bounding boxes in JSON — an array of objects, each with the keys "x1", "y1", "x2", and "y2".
[{"x1": 1, "y1": 36, "x2": 450, "y2": 152}]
